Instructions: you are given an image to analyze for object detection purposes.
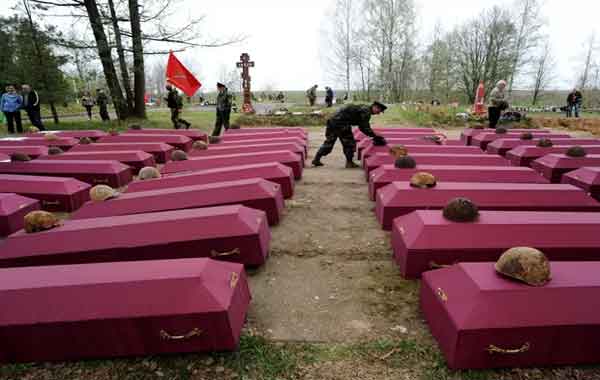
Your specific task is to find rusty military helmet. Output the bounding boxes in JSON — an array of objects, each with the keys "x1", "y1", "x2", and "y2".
[
  {"x1": 171, "y1": 149, "x2": 188, "y2": 161},
  {"x1": 443, "y1": 197, "x2": 479, "y2": 222},
  {"x1": 27, "y1": 126, "x2": 40, "y2": 133},
  {"x1": 389, "y1": 145, "x2": 408, "y2": 159},
  {"x1": 24, "y1": 210, "x2": 61, "y2": 233},
  {"x1": 90, "y1": 184, "x2": 119, "y2": 202},
  {"x1": 10, "y1": 152, "x2": 31, "y2": 162},
  {"x1": 79, "y1": 136, "x2": 93, "y2": 145},
  {"x1": 495, "y1": 247, "x2": 551, "y2": 286},
  {"x1": 192, "y1": 140, "x2": 208, "y2": 150},
  {"x1": 394, "y1": 155, "x2": 417, "y2": 169},
  {"x1": 138, "y1": 166, "x2": 161, "y2": 180},
  {"x1": 520, "y1": 132, "x2": 533, "y2": 140},
  {"x1": 48, "y1": 146, "x2": 64, "y2": 155},
  {"x1": 495, "y1": 127, "x2": 508, "y2": 134},
  {"x1": 537, "y1": 138, "x2": 553, "y2": 148},
  {"x1": 566, "y1": 146, "x2": 587, "y2": 158},
  {"x1": 423, "y1": 135, "x2": 443, "y2": 145},
  {"x1": 208, "y1": 136, "x2": 221, "y2": 144},
  {"x1": 129, "y1": 124, "x2": 143, "y2": 130},
  {"x1": 44, "y1": 132, "x2": 59, "y2": 141},
  {"x1": 410, "y1": 172, "x2": 437, "y2": 189}
]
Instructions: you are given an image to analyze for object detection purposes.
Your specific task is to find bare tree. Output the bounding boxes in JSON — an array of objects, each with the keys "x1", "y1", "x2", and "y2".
[
  {"x1": 218, "y1": 64, "x2": 241, "y2": 94},
  {"x1": 578, "y1": 33, "x2": 596, "y2": 91},
  {"x1": 530, "y1": 38, "x2": 555, "y2": 105}
]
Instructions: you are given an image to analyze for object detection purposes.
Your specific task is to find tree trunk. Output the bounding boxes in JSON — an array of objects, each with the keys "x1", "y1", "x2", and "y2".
[
  {"x1": 84, "y1": 0, "x2": 128, "y2": 120},
  {"x1": 129, "y1": 0, "x2": 147, "y2": 118},
  {"x1": 49, "y1": 101, "x2": 59, "y2": 124},
  {"x1": 107, "y1": 0, "x2": 135, "y2": 114}
]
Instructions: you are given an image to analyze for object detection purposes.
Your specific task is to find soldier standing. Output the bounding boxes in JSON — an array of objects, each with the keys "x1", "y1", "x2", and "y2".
[
  {"x1": 96, "y1": 89, "x2": 110, "y2": 122},
  {"x1": 165, "y1": 84, "x2": 191, "y2": 129},
  {"x1": 21, "y1": 84, "x2": 45, "y2": 130},
  {"x1": 487, "y1": 80, "x2": 508, "y2": 128},
  {"x1": 325, "y1": 87, "x2": 334, "y2": 107},
  {"x1": 312, "y1": 102, "x2": 388, "y2": 168},
  {"x1": 211, "y1": 82, "x2": 232, "y2": 136},
  {"x1": 306, "y1": 85, "x2": 318, "y2": 106}
]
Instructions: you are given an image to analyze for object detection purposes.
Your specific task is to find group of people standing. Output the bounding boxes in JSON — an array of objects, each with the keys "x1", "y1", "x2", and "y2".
[
  {"x1": 306, "y1": 85, "x2": 338, "y2": 107},
  {"x1": 0, "y1": 84, "x2": 45, "y2": 134},
  {"x1": 80, "y1": 89, "x2": 110, "y2": 122}
]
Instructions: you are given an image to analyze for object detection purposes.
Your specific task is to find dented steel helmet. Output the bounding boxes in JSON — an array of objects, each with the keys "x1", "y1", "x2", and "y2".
[
  {"x1": 520, "y1": 132, "x2": 533, "y2": 140},
  {"x1": 27, "y1": 126, "x2": 40, "y2": 133},
  {"x1": 443, "y1": 197, "x2": 479, "y2": 222},
  {"x1": 394, "y1": 155, "x2": 417, "y2": 169},
  {"x1": 138, "y1": 166, "x2": 161, "y2": 180},
  {"x1": 389, "y1": 145, "x2": 408, "y2": 159},
  {"x1": 537, "y1": 138, "x2": 553, "y2": 148},
  {"x1": 208, "y1": 136, "x2": 221, "y2": 144},
  {"x1": 10, "y1": 152, "x2": 31, "y2": 162},
  {"x1": 423, "y1": 135, "x2": 443, "y2": 145},
  {"x1": 192, "y1": 140, "x2": 208, "y2": 150},
  {"x1": 79, "y1": 137, "x2": 92, "y2": 145},
  {"x1": 90, "y1": 184, "x2": 119, "y2": 202},
  {"x1": 495, "y1": 127, "x2": 508, "y2": 134},
  {"x1": 566, "y1": 146, "x2": 587, "y2": 157},
  {"x1": 410, "y1": 172, "x2": 437, "y2": 189},
  {"x1": 495, "y1": 247, "x2": 551, "y2": 286},
  {"x1": 171, "y1": 149, "x2": 188, "y2": 161},
  {"x1": 48, "y1": 146, "x2": 64, "y2": 155},
  {"x1": 129, "y1": 124, "x2": 143, "y2": 130},
  {"x1": 44, "y1": 133, "x2": 59, "y2": 141},
  {"x1": 24, "y1": 210, "x2": 60, "y2": 233}
]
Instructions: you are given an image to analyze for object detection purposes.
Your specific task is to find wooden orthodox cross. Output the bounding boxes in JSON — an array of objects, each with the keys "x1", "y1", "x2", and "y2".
[{"x1": 236, "y1": 53, "x2": 255, "y2": 113}]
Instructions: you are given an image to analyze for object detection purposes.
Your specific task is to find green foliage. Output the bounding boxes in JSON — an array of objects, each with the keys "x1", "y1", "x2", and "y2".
[{"x1": 236, "y1": 110, "x2": 334, "y2": 127}]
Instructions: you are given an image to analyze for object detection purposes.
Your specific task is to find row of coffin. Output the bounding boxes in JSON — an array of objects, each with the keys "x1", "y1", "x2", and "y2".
[
  {"x1": 358, "y1": 127, "x2": 600, "y2": 370},
  {"x1": 0, "y1": 127, "x2": 308, "y2": 363}
]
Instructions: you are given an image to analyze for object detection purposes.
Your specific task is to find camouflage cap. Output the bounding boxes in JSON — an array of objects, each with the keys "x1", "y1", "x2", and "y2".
[
  {"x1": 90, "y1": 184, "x2": 119, "y2": 202},
  {"x1": 389, "y1": 145, "x2": 408, "y2": 159},
  {"x1": 171, "y1": 149, "x2": 188, "y2": 161},
  {"x1": 566, "y1": 146, "x2": 587, "y2": 157},
  {"x1": 138, "y1": 166, "x2": 161, "y2": 180},
  {"x1": 495, "y1": 247, "x2": 551, "y2": 286},
  {"x1": 24, "y1": 210, "x2": 61, "y2": 233},
  {"x1": 443, "y1": 197, "x2": 479, "y2": 222},
  {"x1": 410, "y1": 172, "x2": 437, "y2": 189}
]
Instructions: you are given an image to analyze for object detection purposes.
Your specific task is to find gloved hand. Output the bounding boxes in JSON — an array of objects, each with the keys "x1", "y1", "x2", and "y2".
[{"x1": 372, "y1": 135, "x2": 387, "y2": 146}]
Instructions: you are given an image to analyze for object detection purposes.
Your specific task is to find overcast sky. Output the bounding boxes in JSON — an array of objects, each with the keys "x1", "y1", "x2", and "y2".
[{"x1": 7, "y1": 0, "x2": 600, "y2": 91}]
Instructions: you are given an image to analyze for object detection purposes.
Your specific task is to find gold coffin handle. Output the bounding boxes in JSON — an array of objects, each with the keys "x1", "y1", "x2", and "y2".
[
  {"x1": 230, "y1": 272, "x2": 240, "y2": 289},
  {"x1": 159, "y1": 328, "x2": 203, "y2": 341},
  {"x1": 42, "y1": 200, "x2": 61, "y2": 206},
  {"x1": 93, "y1": 178, "x2": 109, "y2": 184},
  {"x1": 210, "y1": 248, "x2": 240, "y2": 258},
  {"x1": 429, "y1": 261, "x2": 451, "y2": 269},
  {"x1": 487, "y1": 342, "x2": 530, "y2": 355},
  {"x1": 436, "y1": 287, "x2": 448, "y2": 302}
]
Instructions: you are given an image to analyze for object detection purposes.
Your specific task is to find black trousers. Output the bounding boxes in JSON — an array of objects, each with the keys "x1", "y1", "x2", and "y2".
[
  {"x1": 26, "y1": 108, "x2": 45, "y2": 130},
  {"x1": 170, "y1": 108, "x2": 191, "y2": 129},
  {"x1": 488, "y1": 106, "x2": 501, "y2": 128},
  {"x1": 315, "y1": 122, "x2": 356, "y2": 162},
  {"x1": 4, "y1": 111, "x2": 23, "y2": 134},
  {"x1": 85, "y1": 106, "x2": 93, "y2": 119},
  {"x1": 212, "y1": 109, "x2": 231, "y2": 136},
  {"x1": 99, "y1": 105, "x2": 110, "y2": 121}
]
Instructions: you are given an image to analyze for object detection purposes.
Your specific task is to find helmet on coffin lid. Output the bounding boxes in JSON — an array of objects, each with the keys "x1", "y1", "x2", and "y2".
[
  {"x1": 24, "y1": 210, "x2": 61, "y2": 233},
  {"x1": 495, "y1": 247, "x2": 551, "y2": 286},
  {"x1": 410, "y1": 172, "x2": 437, "y2": 189},
  {"x1": 443, "y1": 197, "x2": 479, "y2": 222}
]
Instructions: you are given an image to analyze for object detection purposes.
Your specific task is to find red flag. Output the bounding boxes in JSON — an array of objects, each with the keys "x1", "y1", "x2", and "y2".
[{"x1": 165, "y1": 52, "x2": 202, "y2": 97}]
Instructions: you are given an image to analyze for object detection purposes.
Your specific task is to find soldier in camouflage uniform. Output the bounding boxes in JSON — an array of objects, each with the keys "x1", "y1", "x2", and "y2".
[
  {"x1": 211, "y1": 82, "x2": 233, "y2": 136},
  {"x1": 165, "y1": 84, "x2": 191, "y2": 129},
  {"x1": 306, "y1": 85, "x2": 318, "y2": 106},
  {"x1": 312, "y1": 101, "x2": 388, "y2": 168}
]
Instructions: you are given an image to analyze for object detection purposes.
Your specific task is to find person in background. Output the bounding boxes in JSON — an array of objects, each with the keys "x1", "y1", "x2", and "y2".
[
  {"x1": 487, "y1": 80, "x2": 508, "y2": 128},
  {"x1": 566, "y1": 88, "x2": 583, "y2": 118},
  {"x1": 81, "y1": 91, "x2": 95, "y2": 120},
  {"x1": 306, "y1": 84, "x2": 318, "y2": 106},
  {"x1": 96, "y1": 89, "x2": 110, "y2": 122},
  {"x1": 21, "y1": 84, "x2": 45, "y2": 131},
  {"x1": 325, "y1": 86, "x2": 334, "y2": 107},
  {"x1": 165, "y1": 84, "x2": 191, "y2": 129},
  {"x1": 1, "y1": 85, "x2": 23, "y2": 134},
  {"x1": 211, "y1": 82, "x2": 233, "y2": 136}
]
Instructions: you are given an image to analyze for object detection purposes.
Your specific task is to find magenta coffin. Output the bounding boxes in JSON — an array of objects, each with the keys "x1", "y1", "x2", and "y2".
[
  {"x1": 98, "y1": 134, "x2": 193, "y2": 152},
  {"x1": 421, "y1": 262, "x2": 600, "y2": 369},
  {"x1": 364, "y1": 153, "x2": 508, "y2": 178},
  {"x1": 0, "y1": 136, "x2": 78, "y2": 150},
  {"x1": 506, "y1": 145, "x2": 600, "y2": 167},
  {"x1": 562, "y1": 167, "x2": 600, "y2": 201},
  {"x1": 355, "y1": 127, "x2": 436, "y2": 140},
  {"x1": 460, "y1": 128, "x2": 550, "y2": 145},
  {"x1": 70, "y1": 142, "x2": 174, "y2": 164},
  {"x1": 126, "y1": 163, "x2": 295, "y2": 198},
  {"x1": 1, "y1": 205, "x2": 270, "y2": 267},
  {"x1": 161, "y1": 151, "x2": 303, "y2": 179},
  {"x1": 0, "y1": 193, "x2": 40, "y2": 236},
  {"x1": 368, "y1": 165, "x2": 547, "y2": 200},
  {"x1": 27, "y1": 130, "x2": 108, "y2": 140},
  {"x1": 124, "y1": 128, "x2": 208, "y2": 142},
  {"x1": 361, "y1": 145, "x2": 482, "y2": 161},
  {"x1": 392, "y1": 210, "x2": 600, "y2": 278},
  {"x1": 73, "y1": 178, "x2": 285, "y2": 225},
  {"x1": 225, "y1": 127, "x2": 307, "y2": 138},
  {"x1": 219, "y1": 137, "x2": 308, "y2": 154},
  {"x1": 472, "y1": 133, "x2": 571, "y2": 150},
  {"x1": 190, "y1": 142, "x2": 306, "y2": 161},
  {"x1": 0, "y1": 258, "x2": 250, "y2": 362},
  {"x1": 0, "y1": 153, "x2": 7, "y2": 161},
  {"x1": 531, "y1": 154, "x2": 600, "y2": 183},
  {"x1": 37, "y1": 151, "x2": 156, "y2": 174},
  {"x1": 357, "y1": 138, "x2": 464, "y2": 159},
  {"x1": 376, "y1": 182, "x2": 600, "y2": 230},
  {"x1": 487, "y1": 138, "x2": 600, "y2": 156},
  {"x1": 220, "y1": 131, "x2": 306, "y2": 142},
  {"x1": 0, "y1": 160, "x2": 133, "y2": 188},
  {"x1": 0, "y1": 175, "x2": 90, "y2": 212},
  {"x1": 0, "y1": 146, "x2": 48, "y2": 159}
]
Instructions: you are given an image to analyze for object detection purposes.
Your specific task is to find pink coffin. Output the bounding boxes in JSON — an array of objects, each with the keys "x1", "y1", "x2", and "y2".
[
  {"x1": 37, "y1": 151, "x2": 156, "y2": 174},
  {"x1": 506, "y1": 145, "x2": 600, "y2": 167},
  {"x1": 220, "y1": 131, "x2": 306, "y2": 142},
  {"x1": 421, "y1": 262, "x2": 600, "y2": 369},
  {"x1": 0, "y1": 153, "x2": 7, "y2": 161},
  {"x1": 124, "y1": 128, "x2": 207, "y2": 142},
  {"x1": 73, "y1": 178, "x2": 284, "y2": 225},
  {"x1": 368, "y1": 165, "x2": 547, "y2": 200},
  {"x1": 460, "y1": 128, "x2": 549, "y2": 145},
  {"x1": 531, "y1": 154, "x2": 600, "y2": 183},
  {"x1": 473, "y1": 133, "x2": 571, "y2": 150},
  {"x1": 364, "y1": 153, "x2": 508, "y2": 178},
  {"x1": 487, "y1": 138, "x2": 600, "y2": 156},
  {"x1": 0, "y1": 258, "x2": 250, "y2": 362},
  {"x1": 0, "y1": 175, "x2": 90, "y2": 212},
  {"x1": 219, "y1": 137, "x2": 308, "y2": 154},
  {"x1": 0, "y1": 205, "x2": 270, "y2": 267},
  {"x1": 0, "y1": 193, "x2": 40, "y2": 236},
  {"x1": 0, "y1": 146, "x2": 48, "y2": 159},
  {"x1": 161, "y1": 151, "x2": 303, "y2": 179},
  {"x1": 562, "y1": 167, "x2": 600, "y2": 201},
  {"x1": 126, "y1": 163, "x2": 295, "y2": 198},
  {"x1": 190, "y1": 142, "x2": 306, "y2": 161},
  {"x1": 0, "y1": 160, "x2": 132, "y2": 188},
  {"x1": 355, "y1": 127, "x2": 436, "y2": 140},
  {"x1": 0, "y1": 137, "x2": 78, "y2": 150},
  {"x1": 27, "y1": 130, "x2": 107, "y2": 140},
  {"x1": 361, "y1": 145, "x2": 482, "y2": 161},
  {"x1": 98, "y1": 134, "x2": 193, "y2": 152},
  {"x1": 376, "y1": 182, "x2": 600, "y2": 230},
  {"x1": 70, "y1": 142, "x2": 174, "y2": 164},
  {"x1": 357, "y1": 138, "x2": 464, "y2": 159},
  {"x1": 392, "y1": 210, "x2": 600, "y2": 278},
  {"x1": 226, "y1": 127, "x2": 307, "y2": 138}
]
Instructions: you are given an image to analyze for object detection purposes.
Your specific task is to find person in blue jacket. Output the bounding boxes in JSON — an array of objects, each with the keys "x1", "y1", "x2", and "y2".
[{"x1": 1, "y1": 85, "x2": 23, "y2": 134}]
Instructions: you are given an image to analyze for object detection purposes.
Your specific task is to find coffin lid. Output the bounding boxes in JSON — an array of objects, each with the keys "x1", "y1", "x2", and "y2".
[
  {"x1": 125, "y1": 129, "x2": 206, "y2": 137},
  {"x1": 220, "y1": 137, "x2": 306, "y2": 147},
  {"x1": 0, "y1": 160, "x2": 130, "y2": 174},
  {"x1": 0, "y1": 258, "x2": 243, "y2": 325},
  {"x1": 370, "y1": 164, "x2": 531, "y2": 182},
  {"x1": 28, "y1": 130, "x2": 107, "y2": 138},
  {"x1": 0, "y1": 137, "x2": 78, "y2": 145},
  {"x1": 0, "y1": 174, "x2": 91, "y2": 194},
  {"x1": 461, "y1": 128, "x2": 549, "y2": 137},
  {"x1": 424, "y1": 262, "x2": 600, "y2": 330},
  {"x1": 506, "y1": 145, "x2": 600, "y2": 158},
  {"x1": 488, "y1": 138, "x2": 600, "y2": 150},
  {"x1": 38, "y1": 150, "x2": 154, "y2": 161},
  {"x1": 0, "y1": 153, "x2": 8, "y2": 162},
  {"x1": 563, "y1": 167, "x2": 600, "y2": 186},
  {"x1": 71, "y1": 143, "x2": 174, "y2": 152},
  {"x1": 0, "y1": 146, "x2": 48, "y2": 155},
  {"x1": 99, "y1": 134, "x2": 191, "y2": 143},
  {"x1": 533, "y1": 154, "x2": 600, "y2": 169},
  {"x1": 205, "y1": 142, "x2": 303, "y2": 151},
  {"x1": 474, "y1": 133, "x2": 571, "y2": 142},
  {"x1": 0, "y1": 193, "x2": 40, "y2": 215}
]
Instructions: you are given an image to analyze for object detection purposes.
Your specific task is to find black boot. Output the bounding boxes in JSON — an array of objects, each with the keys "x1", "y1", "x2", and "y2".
[
  {"x1": 345, "y1": 161, "x2": 359, "y2": 168},
  {"x1": 312, "y1": 151, "x2": 324, "y2": 167}
]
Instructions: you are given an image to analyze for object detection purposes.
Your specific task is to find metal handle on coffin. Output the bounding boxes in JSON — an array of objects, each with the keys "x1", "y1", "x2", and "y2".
[
  {"x1": 210, "y1": 248, "x2": 240, "y2": 258},
  {"x1": 436, "y1": 288, "x2": 448, "y2": 302},
  {"x1": 42, "y1": 200, "x2": 61, "y2": 206},
  {"x1": 159, "y1": 328, "x2": 203, "y2": 341},
  {"x1": 487, "y1": 342, "x2": 530, "y2": 355},
  {"x1": 429, "y1": 261, "x2": 451, "y2": 270},
  {"x1": 93, "y1": 179, "x2": 110, "y2": 184},
  {"x1": 230, "y1": 272, "x2": 239, "y2": 289}
]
